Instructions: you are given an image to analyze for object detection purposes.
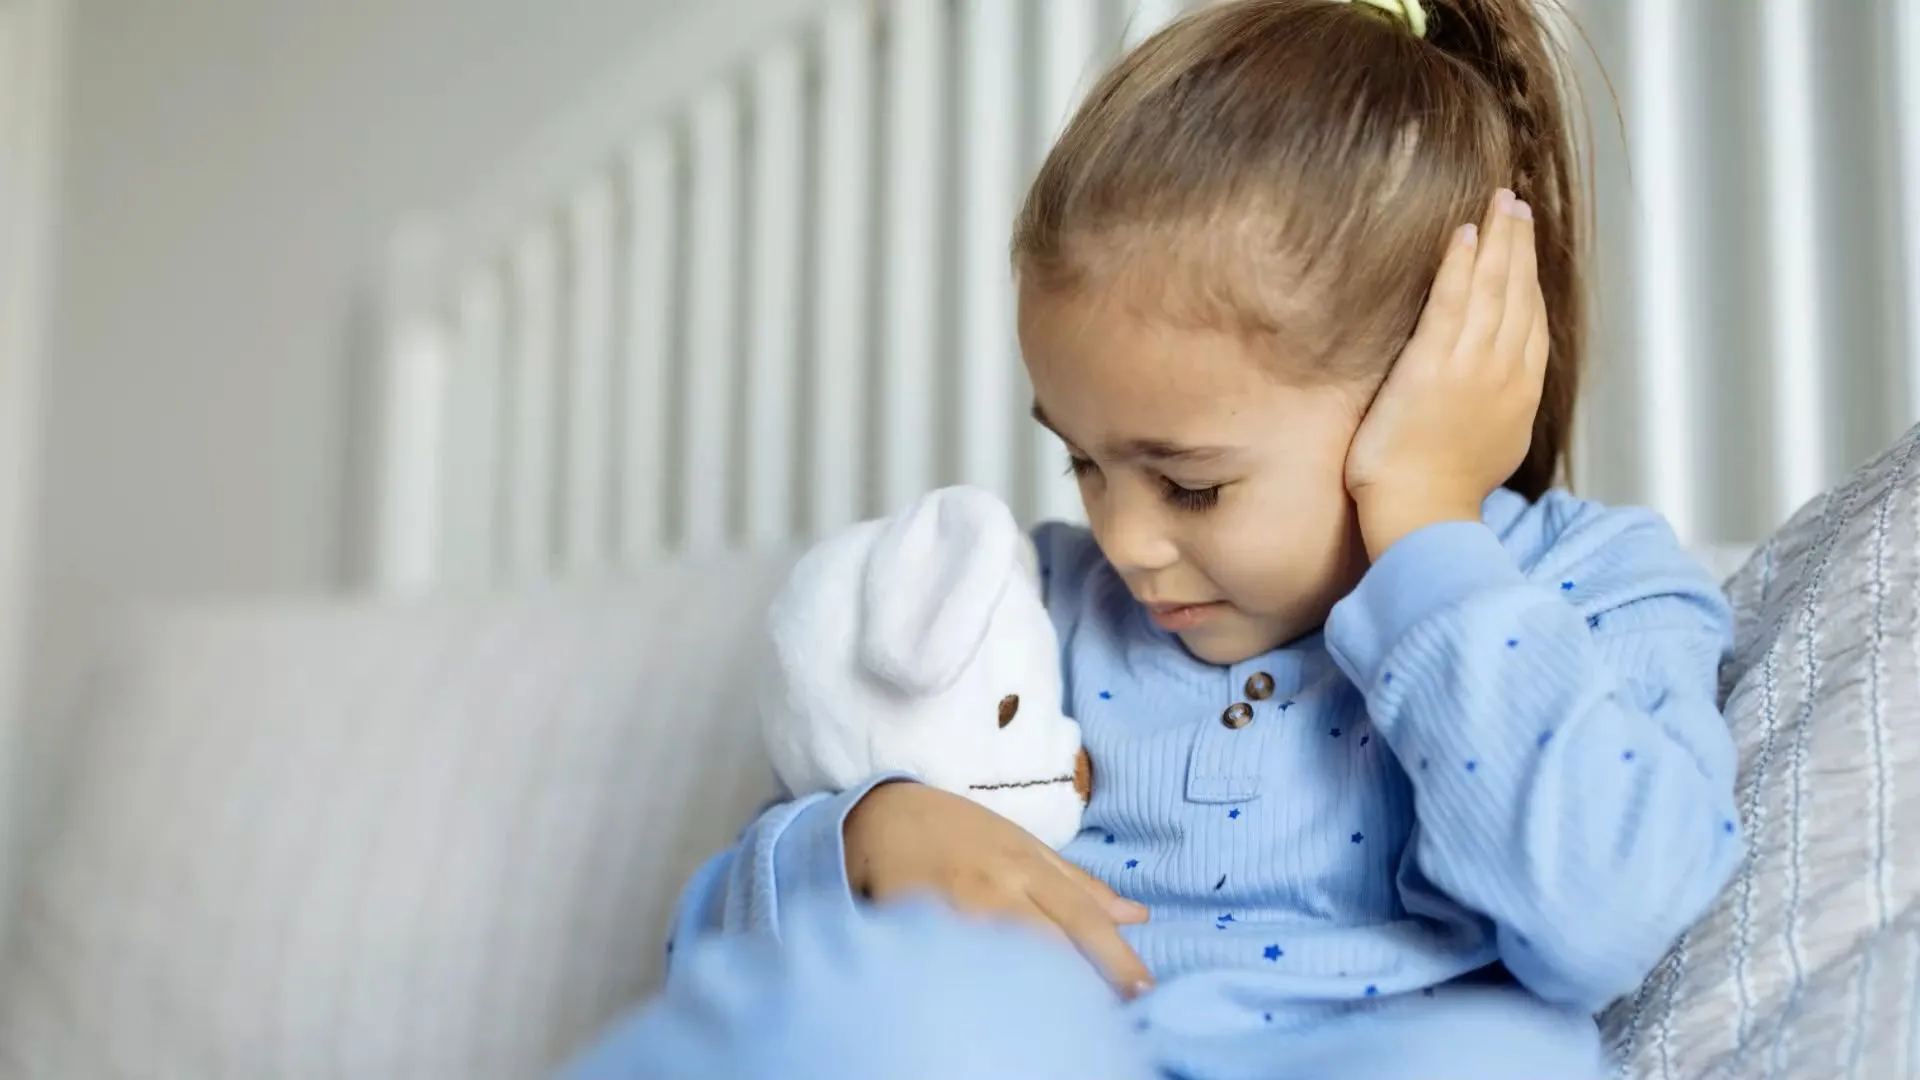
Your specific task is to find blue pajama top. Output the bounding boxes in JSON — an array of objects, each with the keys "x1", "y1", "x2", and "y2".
[{"x1": 665, "y1": 487, "x2": 1744, "y2": 1052}]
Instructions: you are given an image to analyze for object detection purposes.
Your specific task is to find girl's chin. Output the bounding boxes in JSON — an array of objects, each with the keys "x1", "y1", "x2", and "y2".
[
  {"x1": 1173, "y1": 623, "x2": 1269, "y2": 667},
  {"x1": 1174, "y1": 609, "x2": 1324, "y2": 666}
]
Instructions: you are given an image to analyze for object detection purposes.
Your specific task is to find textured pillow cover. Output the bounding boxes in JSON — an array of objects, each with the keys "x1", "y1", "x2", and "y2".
[
  {"x1": 1691, "y1": 898, "x2": 1920, "y2": 1079},
  {"x1": 1600, "y1": 422, "x2": 1920, "y2": 1078}
]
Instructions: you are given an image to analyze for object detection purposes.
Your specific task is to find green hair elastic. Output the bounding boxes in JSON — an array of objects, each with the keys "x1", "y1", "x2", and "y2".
[{"x1": 1343, "y1": 0, "x2": 1428, "y2": 38}]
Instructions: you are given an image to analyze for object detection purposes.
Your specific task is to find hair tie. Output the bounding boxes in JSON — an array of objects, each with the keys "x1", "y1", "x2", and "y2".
[{"x1": 1342, "y1": 0, "x2": 1428, "y2": 38}]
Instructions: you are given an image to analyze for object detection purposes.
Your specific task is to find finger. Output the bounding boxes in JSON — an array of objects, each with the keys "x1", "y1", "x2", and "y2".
[
  {"x1": 1493, "y1": 201, "x2": 1540, "y2": 372},
  {"x1": 1405, "y1": 220, "x2": 1481, "y2": 354},
  {"x1": 996, "y1": 893, "x2": 1075, "y2": 941},
  {"x1": 1525, "y1": 284, "x2": 1550, "y2": 373},
  {"x1": 1029, "y1": 875, "x2": 1156, "y2": 997},
  {"x1": 1457, "y1": 189, "x2": 1520, "y2": 365},
  {"x1": 1042, "y1": 850, "x2": 1150, "y2": 924}
]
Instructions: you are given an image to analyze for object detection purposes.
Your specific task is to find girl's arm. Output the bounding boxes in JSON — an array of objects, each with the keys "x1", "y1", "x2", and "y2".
[
  {"x1": 663, "y1": 518, "x2": 1112, "y2": 976},
  {"x1": 662, "y1": 775, "x2": 911, "y2": 965},
  {"x1": 1325, "y1": 493, "x2": 1743, "y2": 1015}
]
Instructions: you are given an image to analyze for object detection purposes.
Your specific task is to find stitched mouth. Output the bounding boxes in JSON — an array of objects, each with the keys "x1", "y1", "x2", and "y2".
[{"x1": 969, "y1": 774, "x2": 1075, "y2": 792}]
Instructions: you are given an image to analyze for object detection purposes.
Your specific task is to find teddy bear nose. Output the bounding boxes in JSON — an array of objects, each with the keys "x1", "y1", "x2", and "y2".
[{"x1": 997, "y1": 694, "x2": 1020, "y2": 728}]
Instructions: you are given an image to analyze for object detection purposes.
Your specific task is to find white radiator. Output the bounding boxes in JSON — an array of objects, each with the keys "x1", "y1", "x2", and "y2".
[{"x1": 364, "y1": 0, "x2": 1920, "y2": 593}]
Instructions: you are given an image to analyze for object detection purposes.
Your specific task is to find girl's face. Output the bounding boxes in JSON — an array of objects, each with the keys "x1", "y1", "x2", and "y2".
[{"x1": 1019, "y1": 282, "x2": 1373, "y2": 666}]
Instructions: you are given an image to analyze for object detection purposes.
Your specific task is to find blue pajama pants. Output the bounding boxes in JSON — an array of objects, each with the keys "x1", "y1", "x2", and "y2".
[{"x1": 555, "y1": 902, "x2": 1610, "y2": 1080}]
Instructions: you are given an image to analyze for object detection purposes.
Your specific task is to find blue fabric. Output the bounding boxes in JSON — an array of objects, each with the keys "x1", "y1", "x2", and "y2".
[
  {"x1": 558, "y1": 900, "x2": 1610, "y2": 1080},
  {"x1": 562, "y1": 488, "x2": 1744, "y2": 1079},
  {"x1": 559, "y1": 901, "x2": 1164, "y2": 1080}
]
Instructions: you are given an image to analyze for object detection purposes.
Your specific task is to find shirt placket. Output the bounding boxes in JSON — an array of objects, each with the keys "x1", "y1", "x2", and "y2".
[{"x1": 1184, "y1": 655, "x2": 1299, "y2": 803}]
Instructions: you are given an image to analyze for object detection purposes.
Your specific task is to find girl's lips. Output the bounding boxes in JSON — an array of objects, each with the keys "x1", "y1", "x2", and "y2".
[{"x1": 1146, "y1": 601, "x2": 1228, "y2": 632}]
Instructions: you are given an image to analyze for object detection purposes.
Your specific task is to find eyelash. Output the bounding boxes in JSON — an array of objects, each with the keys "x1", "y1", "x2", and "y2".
[
  {"x1": 1163, "y1": 479, "x2": 1222, "y2": 512},
  {"x1": 1065, "y1": 455, "x2": 1222, "y2": 513}
]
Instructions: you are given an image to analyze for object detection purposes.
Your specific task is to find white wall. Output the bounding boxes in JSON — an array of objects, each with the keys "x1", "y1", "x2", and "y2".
[
  {"x1": 0, "y1": 0, "x2": 69, "y2": 957},
  {"x1": 22, "y1": 0, "x2": 696, "y2": 788}
]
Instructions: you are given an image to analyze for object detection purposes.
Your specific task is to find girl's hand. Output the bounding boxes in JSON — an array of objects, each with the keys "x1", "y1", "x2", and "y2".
[
  {"x1": 1344, "y1": 188, "x2": 1548, "y2": 561},
  {"x1": 843, "y1": 780, "x2": 1155, "y2": 997}
]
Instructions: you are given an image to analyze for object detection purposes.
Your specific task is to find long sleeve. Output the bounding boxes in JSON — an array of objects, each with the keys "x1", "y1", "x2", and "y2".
[
  {"x1": 657, "y1": 522, "x2": 1103, "y2": 981},
  {"x1": 662, "y1": 774, "x2": 909, "y2": 974},
  {"x1": 1323, "y1": 499, "x2": 1744, "y2": 1015}
]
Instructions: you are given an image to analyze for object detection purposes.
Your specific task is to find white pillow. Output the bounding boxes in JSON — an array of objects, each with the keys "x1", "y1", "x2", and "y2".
[
  {"x1": 0, "y1": 556, "x2": 789, "y2": 1079},
  {"x1": 1601, "y1": 423, "x2": 1920, "y2": 1077}
]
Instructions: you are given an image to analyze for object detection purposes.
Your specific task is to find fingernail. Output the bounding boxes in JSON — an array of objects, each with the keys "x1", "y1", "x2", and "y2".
[
  {"x1": 1458, "y1": 223, "x2": 1478, "y2": 246},
  {"x1": 1511, "y1": 199, "x2": 1533, "y2": 221},
  {"x1": 1127, "y1": 980, "x2": 1155, "y2": 999},
  {"x1": 1495, "y1": 187, "x2": 1516, "y2": 209}
]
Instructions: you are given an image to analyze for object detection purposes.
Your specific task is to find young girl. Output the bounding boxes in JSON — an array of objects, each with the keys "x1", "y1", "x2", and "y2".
[{"x1": 561, "y1": 1, "x2": 1742, "y2": 1077}]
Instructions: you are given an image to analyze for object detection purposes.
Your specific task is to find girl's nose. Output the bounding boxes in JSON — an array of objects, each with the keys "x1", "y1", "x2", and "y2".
[{"x1": 1095, "y1": 504, "x2": 1179, "y2": 576}]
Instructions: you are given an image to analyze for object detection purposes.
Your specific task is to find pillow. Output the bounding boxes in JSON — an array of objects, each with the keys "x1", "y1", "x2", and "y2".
[
  {"x1": 0, "y1": 556, "x2": 789, "y2": 1080},
  {"x1": 1600, "y1": 422, "x2": 1920, "y2": 1077},
  {"x1": 1690, "y1": 898, "x2": 1920, "y2": 1078}
]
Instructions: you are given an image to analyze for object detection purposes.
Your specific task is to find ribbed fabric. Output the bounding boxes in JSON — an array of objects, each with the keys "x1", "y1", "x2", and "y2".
[{"x1": 666, "y1": 488, "x2": 1746, "y2": 1054}]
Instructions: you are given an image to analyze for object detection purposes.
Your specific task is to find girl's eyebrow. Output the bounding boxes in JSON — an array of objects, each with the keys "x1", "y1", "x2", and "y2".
[{"x1": 1029, "y1": 403, "x2": 1234, "y2": 464}]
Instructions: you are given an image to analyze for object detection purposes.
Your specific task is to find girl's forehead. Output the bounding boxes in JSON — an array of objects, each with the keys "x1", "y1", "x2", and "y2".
[
  {"x1": 1020, "y1": 287, "x2": 1366, "y2": 454},
  {"x1": 1022, "y1": 291, "x2": 1274, "y2": 407}
]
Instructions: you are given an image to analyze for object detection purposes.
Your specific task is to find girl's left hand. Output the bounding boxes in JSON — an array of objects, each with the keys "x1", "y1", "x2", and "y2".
[{"x1": 1343, "y1": 188, "x2": 1548, "y2": 561}]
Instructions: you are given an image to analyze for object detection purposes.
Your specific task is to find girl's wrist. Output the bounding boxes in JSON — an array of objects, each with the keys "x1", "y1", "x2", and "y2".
[{"x1": 1355, "y1": 489, "x2": 1485, "y2": 562}]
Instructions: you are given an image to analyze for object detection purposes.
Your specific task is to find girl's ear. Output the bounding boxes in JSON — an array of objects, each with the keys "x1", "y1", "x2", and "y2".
[{"x1": 859, "y1": 486, "x2": 1019, "y2": 696}]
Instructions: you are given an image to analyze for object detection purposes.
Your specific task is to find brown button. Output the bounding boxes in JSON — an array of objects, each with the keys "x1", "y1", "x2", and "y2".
[
  {"x1": 1245, "y1": 672, "x2": 1275, "y2": 701},
  {"x1": 1222, "y1": 702, "x2": 1253, "y2": 729}
]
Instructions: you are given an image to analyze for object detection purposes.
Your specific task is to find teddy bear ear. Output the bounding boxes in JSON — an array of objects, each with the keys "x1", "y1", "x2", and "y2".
[
  {"x1": 1014, "y1": 530, "x2": 1041, "y2": 586},
  {"x1": 859, "y1": 486, "x2": 1019, "y2": 696}
]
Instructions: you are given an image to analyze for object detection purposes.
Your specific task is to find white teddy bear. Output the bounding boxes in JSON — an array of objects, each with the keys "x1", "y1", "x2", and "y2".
[{"x1": 759, "y1": 485, "x2": 1091, "y2": 849}]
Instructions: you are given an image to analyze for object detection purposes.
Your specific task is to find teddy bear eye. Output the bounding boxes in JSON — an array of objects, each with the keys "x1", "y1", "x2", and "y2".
[{"x1": 998, "y1": 694, "x2": 1020, "y2": 728}]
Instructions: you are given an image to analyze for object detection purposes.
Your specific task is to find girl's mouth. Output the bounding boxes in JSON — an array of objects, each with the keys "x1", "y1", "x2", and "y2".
[{"x1": 1146, "y1": 601, "x2": 1229, "y2": 632}]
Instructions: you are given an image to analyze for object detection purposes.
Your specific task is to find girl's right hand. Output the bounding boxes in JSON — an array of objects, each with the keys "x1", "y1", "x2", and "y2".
[{"x1": 843, "y1": 780, "x2": 1155, "y2": 997}]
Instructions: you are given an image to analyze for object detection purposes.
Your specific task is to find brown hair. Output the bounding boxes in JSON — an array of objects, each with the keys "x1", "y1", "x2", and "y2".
[{"x1": 1012, "y1": 0, "x2": 1586, "y2": 498}]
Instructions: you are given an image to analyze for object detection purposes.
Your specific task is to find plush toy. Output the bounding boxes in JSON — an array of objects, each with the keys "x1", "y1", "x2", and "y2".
[{"x1": 759, "y1": 485, "x2": 1091, "y2": 849}]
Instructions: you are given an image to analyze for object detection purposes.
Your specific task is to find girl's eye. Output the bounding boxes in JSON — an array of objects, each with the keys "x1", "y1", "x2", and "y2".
[
  {"x1": 1160, "y1": 477, "x2": 1222, "y2": 512},
  {"x1": 1066, "y1": 453, "x2": 1219, "y2": 510}
]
